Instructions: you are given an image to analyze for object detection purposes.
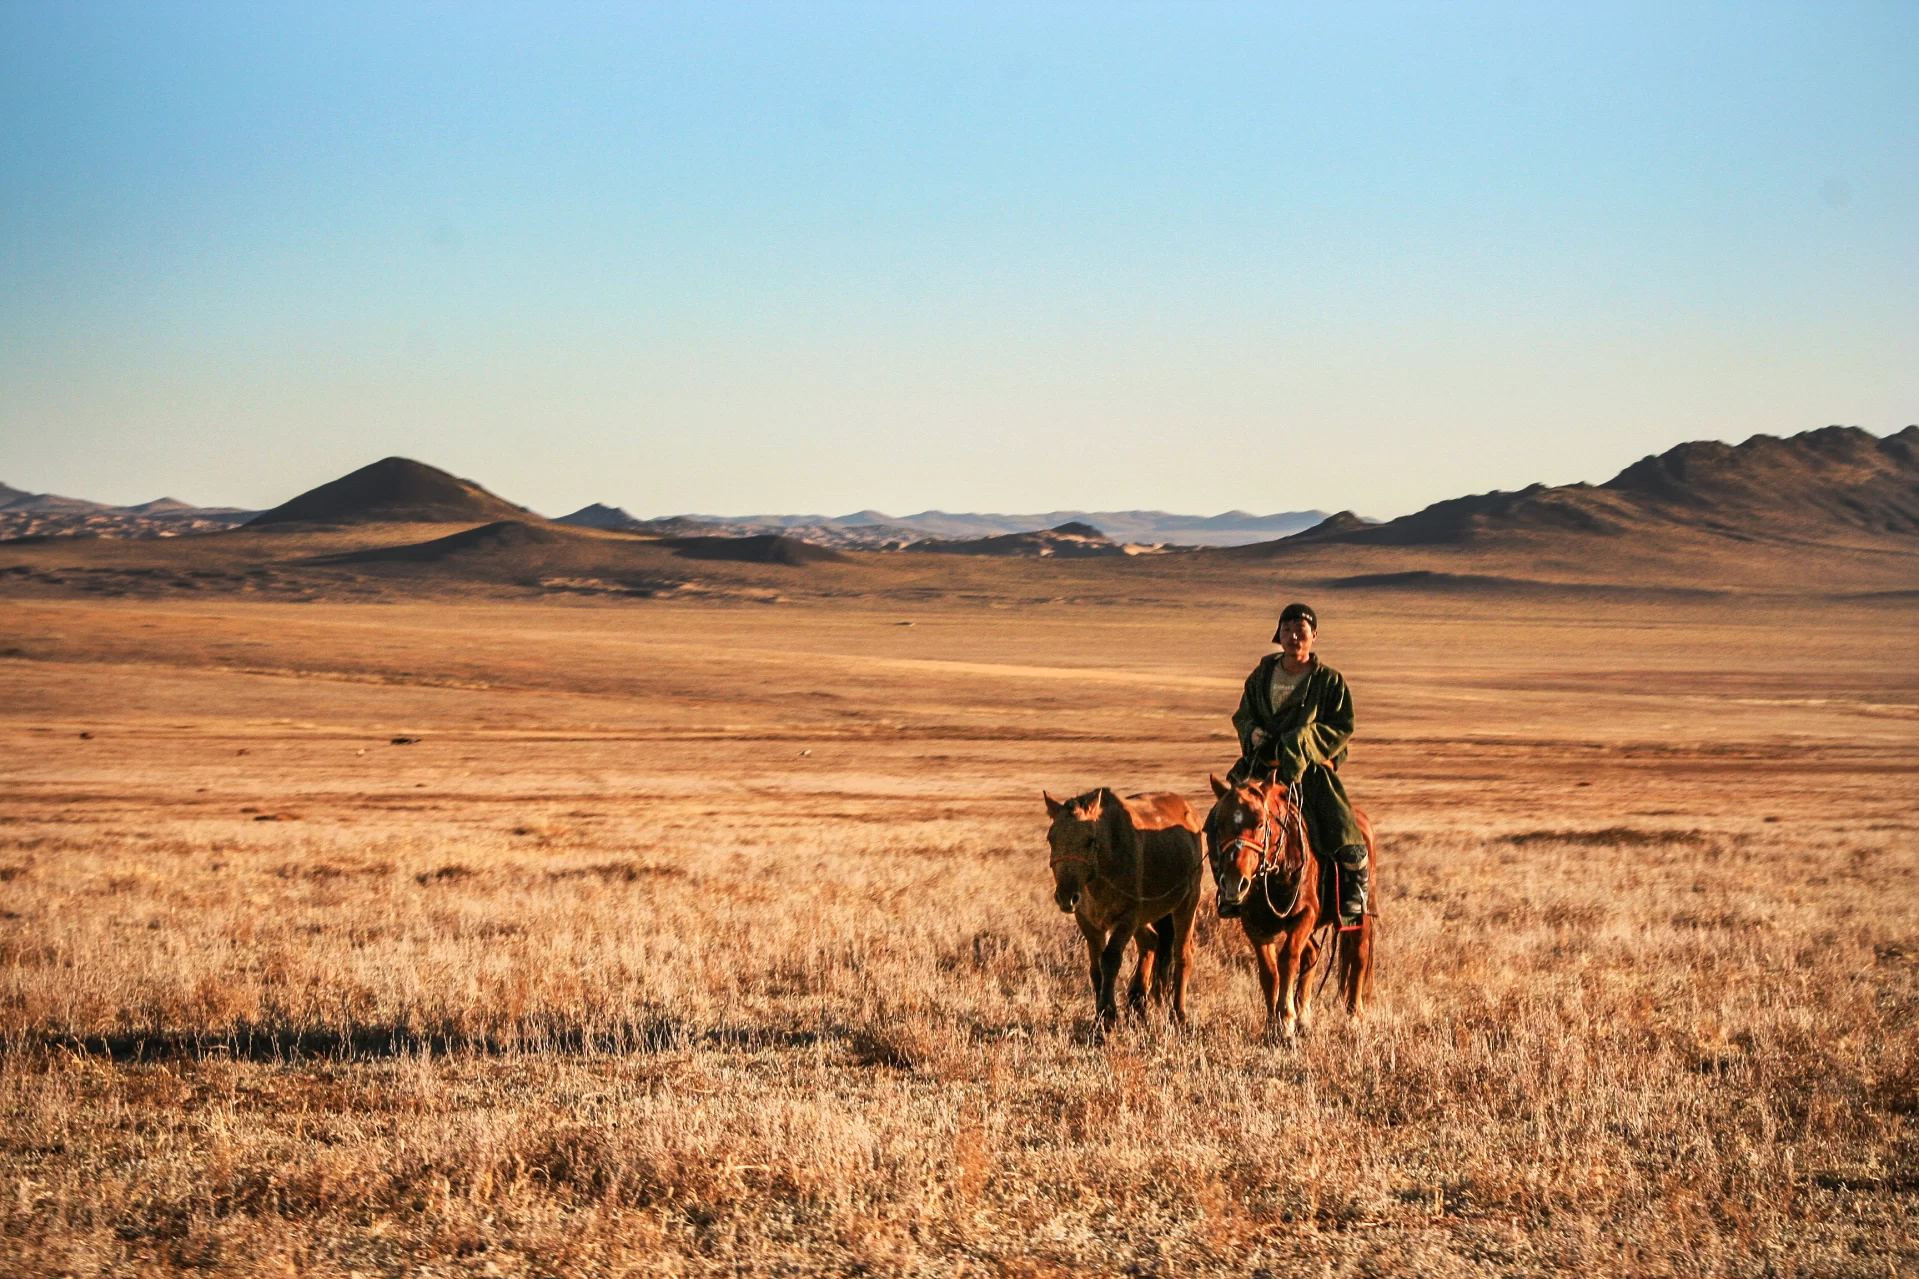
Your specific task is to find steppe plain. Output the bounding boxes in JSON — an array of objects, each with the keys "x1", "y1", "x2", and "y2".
[{"x1": 2, "y1": 529, "x2": 1917, "y2": 1276}]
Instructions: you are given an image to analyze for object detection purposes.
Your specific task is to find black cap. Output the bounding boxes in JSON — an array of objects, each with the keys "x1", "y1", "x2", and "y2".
[{"x1": 1272, "y1": 602, "x2": 1317, "y2": 642}]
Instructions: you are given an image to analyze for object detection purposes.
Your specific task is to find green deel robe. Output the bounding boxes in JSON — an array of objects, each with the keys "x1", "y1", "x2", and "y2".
[{"x1": 1228, "y1": 653, "x2": 1366, "y2": 856}]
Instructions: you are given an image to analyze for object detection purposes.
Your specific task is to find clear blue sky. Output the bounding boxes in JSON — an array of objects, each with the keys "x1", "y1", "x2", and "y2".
[{"x1": 2, "y1": 2, "x2": 1914, "y2": 518}]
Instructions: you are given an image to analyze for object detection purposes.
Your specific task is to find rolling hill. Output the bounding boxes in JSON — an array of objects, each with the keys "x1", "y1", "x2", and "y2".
[
  {"x1": 245, "y1": 458, "x2": 531, "y2": 528},
  {"x1": 4, "y1": 425, "x2": 1916, "y2": 600},
  {"x1": 0, "y1": 484, "x2": 257, "y2": 540},
  {"x1": 555, "y1": 505, "x2": 1330, "y2": 547},
  {"x1": 1246, "y1": 426, "x2": 1919, "y2": 552},
  {"x1": 906, "y1": 521, "x2": 1164, "y2": 558}
]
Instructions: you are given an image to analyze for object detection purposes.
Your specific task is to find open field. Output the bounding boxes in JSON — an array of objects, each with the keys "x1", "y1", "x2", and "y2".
[{"x1": 3, "y1": 591, "x2": 1917, "y2": 1276}]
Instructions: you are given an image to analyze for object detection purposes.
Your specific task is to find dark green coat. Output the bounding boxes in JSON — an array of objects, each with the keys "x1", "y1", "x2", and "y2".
[{"x1": 1228, "y1": 654, "x2": 1365, "y2": 854}]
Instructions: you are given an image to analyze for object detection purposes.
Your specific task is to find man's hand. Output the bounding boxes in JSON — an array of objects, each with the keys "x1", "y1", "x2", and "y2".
[{"x1": 1249, "y1": 728, "x2": 1270, "y2": 747}]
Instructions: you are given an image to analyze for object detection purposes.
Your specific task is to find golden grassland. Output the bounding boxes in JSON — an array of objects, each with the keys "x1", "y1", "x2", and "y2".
[{"x1": 1, "y1": 591, "x2": 1916, "y2": 1276}]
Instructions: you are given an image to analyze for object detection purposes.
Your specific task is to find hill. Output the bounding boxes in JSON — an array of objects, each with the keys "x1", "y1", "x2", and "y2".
[
  {"x1": 0, "y1": 488, "x2": 111, "y2": 514},
  {"x1": 554, "y1": 503, "x2": 641, "y2": 529},
  {"x1": 689, "y1": 507, "x2": 1329, "y2": 547},
  {"x1": 0, "y1": 484, "x2": 258, "y2": 540},
  {"x1": 662, "y1": 534, "x2": 849, "y2": 565},
  {"x1": 1285, "y1": 511, "x2": 1373, "y2": 542},
  {"x1": 907, "y1": 521, "x2": 1150, "y2": 558},
  {"x1": 321, "y1": 520, "x2": 573, "y2": 564},
  {"x1": 1244, "y1": 425, "x2": 1919, "y2": 552},
  {"x1": 6, "y1": 426, "x2": 1917, "y2": 599},
  {"x1": 245, "y1": 458, "x2": 531, "y2": 528}
]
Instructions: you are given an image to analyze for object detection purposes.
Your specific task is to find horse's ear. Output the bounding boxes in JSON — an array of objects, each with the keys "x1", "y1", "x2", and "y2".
[
  {"x1": 1209, "y1": 773, "x2": 1229, "y2": 798},
  {"x1": 1043, "y1": 791, "x2": 1064, "y2": 818},
  {"x1": 1081, "y1": 791, "x2": 1103, "y2": 820}
]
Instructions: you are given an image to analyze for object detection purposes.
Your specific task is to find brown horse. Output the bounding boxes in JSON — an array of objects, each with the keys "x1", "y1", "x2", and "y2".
[
  {"x1": 1205, "y1": 774, "x2": 1377, "y2": 1039},
  {"x1": 1043, "y1": 788, "x2": 1204, "y2": 1029}
]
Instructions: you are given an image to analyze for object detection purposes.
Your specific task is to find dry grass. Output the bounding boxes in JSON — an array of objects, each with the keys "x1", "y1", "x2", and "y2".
[
  {"x1": 1, "y1": 592, "x2": 1915, "y2": 1275},
  {"x1": 3, "y1": 812, "x2": 1915, "y2": 1276}
]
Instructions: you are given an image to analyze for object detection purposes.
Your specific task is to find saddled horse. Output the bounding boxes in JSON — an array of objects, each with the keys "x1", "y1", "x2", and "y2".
[
  {"x1": 1043, "y1": 788, "x2": 1205, "y2": 1029},
  {"x1": 1205, "y1": 774, "x2": 1377, "y2": 1039}
]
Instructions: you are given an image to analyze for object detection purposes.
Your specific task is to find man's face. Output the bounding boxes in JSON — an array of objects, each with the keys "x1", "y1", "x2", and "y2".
[{"x1": 1277, "y1": 618, "x2": 1315, "y2": 663}]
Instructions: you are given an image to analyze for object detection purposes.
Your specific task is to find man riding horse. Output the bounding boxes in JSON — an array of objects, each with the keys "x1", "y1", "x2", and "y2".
[{"x1": 1227, "y1": 602, "x2": 1369, "y2": 929}]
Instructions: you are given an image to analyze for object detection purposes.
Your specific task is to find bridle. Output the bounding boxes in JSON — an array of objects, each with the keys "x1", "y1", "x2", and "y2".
[{"x1": 1217, "y1": 778, "x2": 1312, "y2": 919}]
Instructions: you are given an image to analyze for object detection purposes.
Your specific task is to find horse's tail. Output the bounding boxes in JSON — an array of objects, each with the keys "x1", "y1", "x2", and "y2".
[
  {"x1": 1353, "y1": 914, "x2": 1376, "y2": 1002},
  {"x1": 1340, "y1": 811, "x2": 1379, "y2": 1015}
]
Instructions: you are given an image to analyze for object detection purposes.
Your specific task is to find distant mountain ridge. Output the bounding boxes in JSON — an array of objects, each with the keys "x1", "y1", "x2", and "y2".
[
  {"x1": 700, "y1": 508, "x2": 1332, "y2": 545},
  {"x1": 907, "y1": 521, "x2": 1157, "y2": 558},
  {"x1": 12, "y1": 424, "x2": 1914, "y2": 569},
  {"x1": 1241, "y1": 424, "x2": 1919, "y2": 554},
  {"x1": 555, "y1": 503, "x2": 638, "y2": 529},
  {"x1": 0, "y1": 482, "x2": 257, "y2": 540},
  {"x1": 555, "y1": 504, "x2": 1331, "y2": 547}
]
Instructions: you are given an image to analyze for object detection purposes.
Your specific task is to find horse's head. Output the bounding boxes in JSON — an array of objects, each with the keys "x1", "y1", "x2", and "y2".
[
  {"x1": 1042, "y1": 789, "x2": 1106, "y2": 914},
  {"x1": 1206, "y1": 773, "x2": 1291, "y2": 917}
]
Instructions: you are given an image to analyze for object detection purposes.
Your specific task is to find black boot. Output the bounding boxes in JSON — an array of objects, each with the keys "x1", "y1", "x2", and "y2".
[{"x1": 1334, "y1": 844, "x2": 1369, "y2": 927}]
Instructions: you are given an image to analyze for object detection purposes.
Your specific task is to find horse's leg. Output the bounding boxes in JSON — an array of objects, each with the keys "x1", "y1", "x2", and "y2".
[
  {"x1": 1168, "y1": 895, "x2": 1198, "y2": 1029},
  {"x1": 1076, "y1": 916, "x2": 1106, "y2": 1019},
  {"x1": 1294, "y1": 933, "x2": 1322, "y2": 1035},
  {"x1": 1340, "y1": 916, "x2": 1374, "y2": 1019},
  {"x1": 1252, "y1": 938, "x2": 1282, "y2": 1040},
  {"x1": 1275, "y1": 922, "x2": 1311, "y2": 1042},
  {"x1": 1127, "y1": 920, "x2": 1158, "y2": 1017},
  {"x1": 1097, "y1": 918, "x2": 1134, "y2": 1029}
]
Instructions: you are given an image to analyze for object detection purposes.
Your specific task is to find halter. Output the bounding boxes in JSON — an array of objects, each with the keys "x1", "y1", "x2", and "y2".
[
  {"x1": 1219, "y1": 778, "x2": 1312, "y2": 919},
  {"x1": 1048, "y1": 847, "x2": 1100, "y2": 874},
  {"x1": 1047, "y1": 806, "x2": 1105, "y2": 878}
]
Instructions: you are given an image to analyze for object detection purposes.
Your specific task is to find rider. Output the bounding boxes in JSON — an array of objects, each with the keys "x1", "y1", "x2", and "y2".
[{"x1": 1227, "y1": 602, "x2": 1369, "y2": 928}]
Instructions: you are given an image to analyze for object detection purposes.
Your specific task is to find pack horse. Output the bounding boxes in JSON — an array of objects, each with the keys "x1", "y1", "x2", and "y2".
[{"x1": 1043, "y1": 788, "x2": 1204, "y2": 1029}]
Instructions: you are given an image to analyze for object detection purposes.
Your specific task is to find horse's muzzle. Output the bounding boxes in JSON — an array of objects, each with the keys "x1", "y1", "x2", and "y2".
[
  {"x1": 1216, "y1": 897, "x2": 1242, "y2": 919},
  {"x1": 1057, "y1": 894, "x2": 1080, "y2": 914}
]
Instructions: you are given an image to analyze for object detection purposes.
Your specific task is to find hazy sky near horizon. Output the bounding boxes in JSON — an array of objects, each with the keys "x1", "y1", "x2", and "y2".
[{"x1": 3, "y1": 3, "x2": 1915, "y2": 519}]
